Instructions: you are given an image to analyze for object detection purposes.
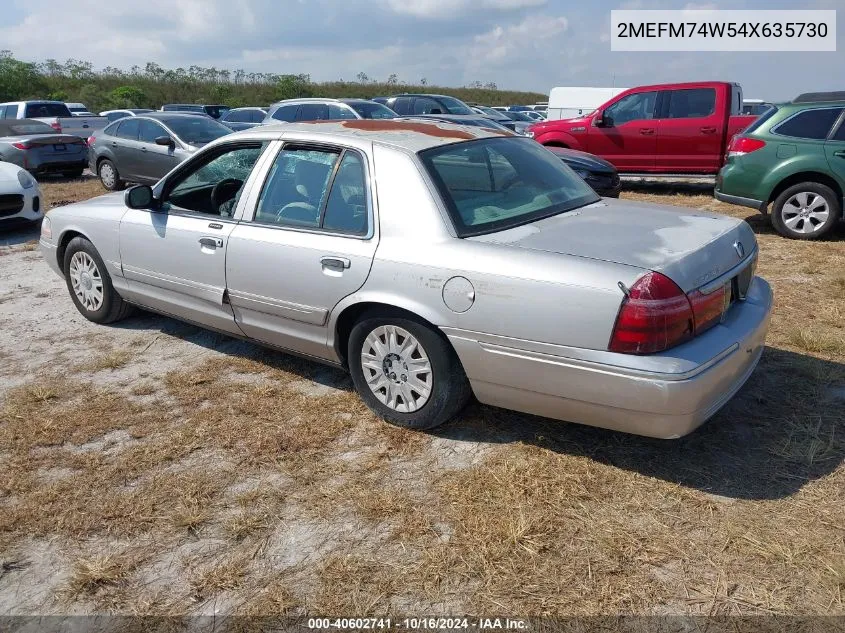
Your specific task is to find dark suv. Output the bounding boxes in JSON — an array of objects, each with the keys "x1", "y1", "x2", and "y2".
[
  {"x1": 372, "y1": 94, "x2": 474, "y2": 116},
  {"x1": 715, "y1": 98, "x2": 845, "y2": 239}
]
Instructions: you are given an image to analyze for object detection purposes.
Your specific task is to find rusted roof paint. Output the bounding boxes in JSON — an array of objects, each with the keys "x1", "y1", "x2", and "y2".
[{"x1": 339, "y1": 119, "x2": 475, "y2": 140}]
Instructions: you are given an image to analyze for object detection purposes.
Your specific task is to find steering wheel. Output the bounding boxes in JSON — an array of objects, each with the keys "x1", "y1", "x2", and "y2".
[{"x1": 210, "y1": 178, "x2": 243, "y2": 213}]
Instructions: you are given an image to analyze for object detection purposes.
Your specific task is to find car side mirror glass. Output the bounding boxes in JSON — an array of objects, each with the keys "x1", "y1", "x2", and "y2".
[
  {"x1": 155, "y1": 135, "x2": 175, "y2": 147},
  {"x1": 124, "y1": 185, "x2": 157, "y2": 210},
  {"x1": 593, "y1": 111, "x2": 608, "y2": 127}
]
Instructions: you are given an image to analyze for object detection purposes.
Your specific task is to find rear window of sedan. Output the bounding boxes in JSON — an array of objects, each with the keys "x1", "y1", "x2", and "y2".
[
  {"x1": 163, "y1": 116, "x2": 231, "y2": 144},
  {"x1": 420, "y1": 137, "x2": 599, "y2": 237},
  {"x1": 0, "y1": 121, "x2": 55, "y2": 136}
]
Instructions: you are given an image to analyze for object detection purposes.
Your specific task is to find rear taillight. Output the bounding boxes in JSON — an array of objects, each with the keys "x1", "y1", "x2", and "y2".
[
  {"x1": 50, "y1": 121, "x2": 62, "y2": 132},
  {"x1": 688, "y1": 283, "x2": 729, "y2": 336},
  {"x1": 609, "y1": 272, "x2": 694, "y2": 354},
  {"x1": 86, "y1": 136, "x2": 95, "y2": 146},
  {"x1": 12, "y1": 141, "x2": 32, "y2": 150},
  {"x1": 727, "y1": 136, "x2": 766, "y2": 157}
]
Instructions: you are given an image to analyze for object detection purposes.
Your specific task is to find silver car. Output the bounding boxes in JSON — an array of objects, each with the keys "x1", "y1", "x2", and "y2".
[
  {"x1": 40, "y1": 120, "x2": 772, "y2": 438},
  {"x1": 89, "y1": 113, "x2": 231, "y2": 191}
]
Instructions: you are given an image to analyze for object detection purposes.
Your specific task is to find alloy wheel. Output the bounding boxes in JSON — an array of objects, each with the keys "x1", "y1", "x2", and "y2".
[{"x1": 782, "y1": 191, "x2": 829, "y2": 234}]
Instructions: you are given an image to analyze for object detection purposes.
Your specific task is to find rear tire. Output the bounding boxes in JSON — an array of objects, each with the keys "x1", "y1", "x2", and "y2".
[
  {"x1": 771, "y1": 182, "x2": 840, "y2": 240},
  {"x1": 98, "y1": 159, "x2": 125, "y2": 191},
  {"x1": 348, "y1": 312, "x2": 471, "y2": 430},
  {"x1": 63, "y1": 237, "x2": 133, "y2": 324}
]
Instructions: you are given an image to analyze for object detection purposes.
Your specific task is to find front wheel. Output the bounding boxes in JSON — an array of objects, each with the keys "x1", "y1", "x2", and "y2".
[
  {"x1": 63, "y1": 237, "x2": 133, "y2": 324},
  {"x1": 348, "y1": 314, "x2": 471, "y2": 430},
  {"x1": 771, "y1": 182, "x2": 840, "y2": 239}
]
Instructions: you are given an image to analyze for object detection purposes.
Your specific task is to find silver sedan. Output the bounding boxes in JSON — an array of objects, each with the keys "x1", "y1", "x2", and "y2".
[{"x1": 39, "y1": 120, "x2": 772, "y2": 438}]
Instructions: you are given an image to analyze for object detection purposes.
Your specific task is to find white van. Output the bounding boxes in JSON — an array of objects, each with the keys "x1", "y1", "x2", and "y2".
[{"x1": 546, "y1": 87, "x2": 628, "y2": 121}]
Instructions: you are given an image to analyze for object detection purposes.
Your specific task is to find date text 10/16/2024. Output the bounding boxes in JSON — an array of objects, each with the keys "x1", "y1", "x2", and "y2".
[{"x1": 307, "y1": 618, "x2": 529, "y2": 630}]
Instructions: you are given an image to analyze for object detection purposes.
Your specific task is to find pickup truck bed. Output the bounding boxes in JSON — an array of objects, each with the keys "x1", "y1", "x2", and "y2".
[{"x1": 0, "y1": 101, "x2": 108, "y2": 141}]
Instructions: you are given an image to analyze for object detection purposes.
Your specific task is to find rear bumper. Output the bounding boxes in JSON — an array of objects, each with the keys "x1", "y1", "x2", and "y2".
[
  {"x1": 29, "y1": 158, "x2": 87, "y2": 175},
  {"x1": 715, "y1": 189, "x2": 765, "y2": 211},
  {"x1": 445, "y1": 277, "x2": 773, "y2": 439}
]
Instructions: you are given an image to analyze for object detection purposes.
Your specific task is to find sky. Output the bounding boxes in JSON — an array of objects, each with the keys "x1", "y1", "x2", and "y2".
[{"x1": 0, "y1": 0, "x2": 841, "y2": 102}]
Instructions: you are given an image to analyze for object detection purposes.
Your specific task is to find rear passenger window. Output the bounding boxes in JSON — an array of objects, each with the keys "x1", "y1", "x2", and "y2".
[
  {"x1": 775, "y1": 108, "x2": 844, "y2": 140},
  {"x1": 832, "y1": 119, "x2": 845, "y2": 142},
  {"x1": 328, "y1": 104, "x2": 358, "y2": 120},
  {"x1": 666, "y1": 88, "x2": 716, "y2": 118},
  {"x1": 116, "y1": 118, "x2": 140, "y2": 140},
  {"x1": 252, "y1": 110, "x2": 266, "y2": 123},
  {"x1": 322, "y1": 152, "x2": 368, "y2": 235},
  {"x1": 254, "y1": 147, "x2": 369, "y2": 235},
  {"x1": 271, "y1": 105, "x2": 297, "y2": 122},
  {"x1": 255, "y1": 148, "x2": 339, "y2": 228},
  {"x1": 414, "y1": 97, "x2": 444, "y2": 115},
  {"x1": 391, "y1": 97, "x2": 412, "y2": 115},
  {"x1": 296, "y1": 104, "x2": 329, "y2": 121}
]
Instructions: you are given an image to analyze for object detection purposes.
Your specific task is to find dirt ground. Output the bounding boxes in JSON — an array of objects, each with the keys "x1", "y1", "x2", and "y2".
[{"x1": 0, "y1": 176, "x2": 843, "y2": 617}]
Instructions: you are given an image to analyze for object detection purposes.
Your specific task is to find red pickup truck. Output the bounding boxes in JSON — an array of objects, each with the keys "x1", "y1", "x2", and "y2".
[{"x1": 529, "y1": 81, "x2": 758, "y2": 174}]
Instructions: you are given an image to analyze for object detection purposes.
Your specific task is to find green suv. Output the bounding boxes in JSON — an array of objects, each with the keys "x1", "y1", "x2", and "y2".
[{"x1": 715, "y1": 99, "x2": 845, "y2": 239}]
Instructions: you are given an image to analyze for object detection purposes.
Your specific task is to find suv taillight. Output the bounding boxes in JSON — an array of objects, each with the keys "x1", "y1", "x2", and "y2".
[
  {"x1": 50, "y1": 121, "x2": 62, "y2": 132},
  {"x1": 728, "y1": 136, "x2": 766, "y2": 157},
  {"x1": 609, "y1": 272, "x2": 694, "y2": 354}
]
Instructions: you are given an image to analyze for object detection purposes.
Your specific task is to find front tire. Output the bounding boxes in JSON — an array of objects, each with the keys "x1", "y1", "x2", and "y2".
[
  {"x1": 63, "y1": 237, "x2": 133, "y2": 324},
  {"x1": 771, "y1": 182, "x2": 840, "y2": 239},
  {"x1": 348, "y1": 313, "x2": 471, "y2": 430},
  {"x1": 98, "y1": 159, "x2": 125, "y2": 191}
]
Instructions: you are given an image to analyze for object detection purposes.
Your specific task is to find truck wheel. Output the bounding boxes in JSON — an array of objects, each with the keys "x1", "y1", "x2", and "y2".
[
  {"x1": 771, "y1": 182, "x2": 840, "y2": 239},
  {"x1": 98, "y1": 159, "x2": 125, "y2": 191}
]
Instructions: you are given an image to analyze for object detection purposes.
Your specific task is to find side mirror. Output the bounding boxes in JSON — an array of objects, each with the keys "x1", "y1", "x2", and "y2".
[
  {"x1": 124, "y1": 185, "x2": 158, "y2": 210},
  {"x1": 155, "y1": 135, "x2": 175, "y2": 147},
  {"x1": 593, "y1": 111, "x2": 608, "y2": 127}
]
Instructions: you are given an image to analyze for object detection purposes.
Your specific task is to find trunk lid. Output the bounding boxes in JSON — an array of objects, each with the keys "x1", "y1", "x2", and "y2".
[{"x1": 470, "y1": 197, "x2": 756, "y2": 293}]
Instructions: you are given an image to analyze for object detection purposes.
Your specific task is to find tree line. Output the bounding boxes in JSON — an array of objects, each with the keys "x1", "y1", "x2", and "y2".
[{"x1": 0, "y1": 51, "x2": 546, "y2": 114}]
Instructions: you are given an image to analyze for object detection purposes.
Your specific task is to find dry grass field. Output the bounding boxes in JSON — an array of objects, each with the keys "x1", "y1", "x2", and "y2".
[{"x1": 0, "y1": 176, "x2": 843, "y2": 618}]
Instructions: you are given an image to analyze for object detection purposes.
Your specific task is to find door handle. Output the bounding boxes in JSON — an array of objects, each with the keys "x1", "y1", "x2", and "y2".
[
  {"x1": 140, "y1": 147, "x2": 147, "y2": 153},
  {"x1": 199, "y1": 236, "x2": 223, "y2": 248},
  {"x1": 208, "y1": 222, "x2": 224, "y2": 229},
  {"x1": 639, "y1": 128, "x2": 655, "y2": 135},
  {"x1": 321, "y1": 256, "x2": 351, "y2": 270},
  {"x1": 700, "y1": 126, "x2": 717, "y2": 134},
  {"x1": 834, "y1": 150, "x2": 845, "y2": 158}
]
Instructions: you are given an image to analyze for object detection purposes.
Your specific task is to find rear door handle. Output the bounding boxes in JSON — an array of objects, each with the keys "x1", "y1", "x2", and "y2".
[
  {"x1": 208, "y1": 222, "x2": 224, "y2": 229},
  {"x1": 700, "y1": 126, "x2": 717, "y2": 134},
  {"x1": 834, "y1": 150, "x2": 845, "y2": 158},
  {"x1": 321, "y1": 256, "x2": 351, "y2": 271},
  {"x1": 639, "y1": 128, "x2": 655, "y2": 135},
  {"x1": 199, "y1": 236, "x2": 223, "y2": 248}
]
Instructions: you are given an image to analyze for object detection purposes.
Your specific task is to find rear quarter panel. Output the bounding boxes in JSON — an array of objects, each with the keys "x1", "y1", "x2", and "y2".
[{"x1": 337, "y1": 145, "x2": 641, "y2": 352}]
